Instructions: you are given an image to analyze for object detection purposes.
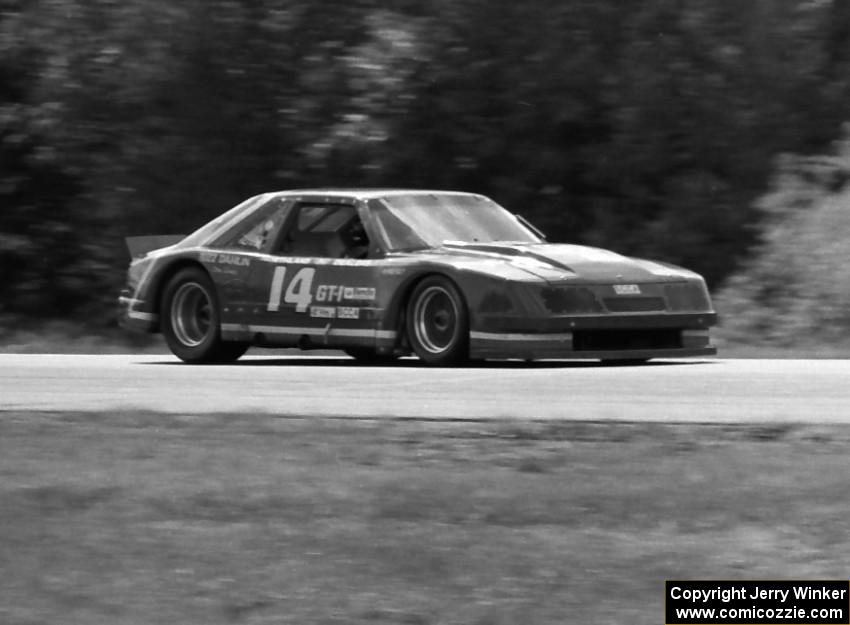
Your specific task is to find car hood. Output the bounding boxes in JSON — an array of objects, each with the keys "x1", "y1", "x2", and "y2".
[{"x1": 415, "y1": 242, "x2": 701, "y2": 283}]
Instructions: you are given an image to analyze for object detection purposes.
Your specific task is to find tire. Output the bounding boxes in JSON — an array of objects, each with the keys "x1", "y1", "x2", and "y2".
[
  {"x1": 160, "y1": 267, "x2": 249, "y2": 363},
  {"x1": 405, "y1": 275, "x2": 469, "y2": 365},
  {"x1": 343, "y1": 347, "x2": 399, "y2": 363}
]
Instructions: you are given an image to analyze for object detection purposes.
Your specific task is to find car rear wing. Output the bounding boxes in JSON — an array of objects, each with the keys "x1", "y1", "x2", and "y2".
[{"x1": 125, "y1": 235, "x2": 186, "y2": 259}]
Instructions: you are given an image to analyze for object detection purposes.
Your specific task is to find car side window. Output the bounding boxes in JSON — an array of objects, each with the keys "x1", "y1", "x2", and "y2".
[
  {"x1": 275, "y1": 203, "x2": 370, "y2": 259},
  {"x1": 213, "y1": 199, "x2": 292, "y2": 252}
]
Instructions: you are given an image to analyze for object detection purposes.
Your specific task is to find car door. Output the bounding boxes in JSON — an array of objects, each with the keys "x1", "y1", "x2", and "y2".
[{"x1": 245, "y1": 200, "x2": 386, "y2": 348}]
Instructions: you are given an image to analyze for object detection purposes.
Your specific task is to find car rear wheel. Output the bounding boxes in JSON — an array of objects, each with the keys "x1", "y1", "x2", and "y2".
[
  {"x1": 161, "y1": 267, "x2": 248, "y2": 363},
  {"x1": 406, "y1": 276, "x2": 469, "y2": 365}
]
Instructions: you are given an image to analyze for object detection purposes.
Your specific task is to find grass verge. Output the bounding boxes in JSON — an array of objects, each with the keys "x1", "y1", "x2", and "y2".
[{"x1": 0, "y1": 413, "x2": 848, "y2": 624}]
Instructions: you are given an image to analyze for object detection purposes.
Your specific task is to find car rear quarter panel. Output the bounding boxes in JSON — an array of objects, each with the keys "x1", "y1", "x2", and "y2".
[{"x1": 119, "y1": 249, "x2": 216, "y2": 332}]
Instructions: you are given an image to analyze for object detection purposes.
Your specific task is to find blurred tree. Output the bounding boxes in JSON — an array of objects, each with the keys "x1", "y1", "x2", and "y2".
[
  {"x1": 361, "y1": 0, "x2": 843, "y2": 287},
  {"x1": 1, "y1": 0, "x2": 849, "y2": 332},
  {"x1": 715, "y1": 127, "x2": 850, "y2": 346},
  {"x1": 0, "y1": 2, "x2": 107, "y2": 318}
]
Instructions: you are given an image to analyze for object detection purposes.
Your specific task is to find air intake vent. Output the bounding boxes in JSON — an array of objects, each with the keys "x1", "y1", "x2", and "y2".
[
  {"x1": 603, "y1": 297, "x2": 666, "y2": 312},
  {"x1": 573, "y1": 329, "x2": 682, "y2": 351}
]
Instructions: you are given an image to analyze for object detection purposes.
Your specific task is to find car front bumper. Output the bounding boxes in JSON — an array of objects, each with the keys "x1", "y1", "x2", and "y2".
[{"x1": 469, "y1": 312, "x2": 716, "y2": 360}]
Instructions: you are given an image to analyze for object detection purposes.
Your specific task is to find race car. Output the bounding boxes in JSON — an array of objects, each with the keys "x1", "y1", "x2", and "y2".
[{"x1": 118, "y1": 189, "x2": 717, "y2": 365}]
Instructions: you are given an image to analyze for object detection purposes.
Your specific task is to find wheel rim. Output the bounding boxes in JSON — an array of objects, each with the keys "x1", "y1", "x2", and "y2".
[
  {"x1": 412, "y1": 286, "x2": 459, "y2": 354},
  {"x1": 171, "y1": 282, "x2": 213, "y2": 347}
]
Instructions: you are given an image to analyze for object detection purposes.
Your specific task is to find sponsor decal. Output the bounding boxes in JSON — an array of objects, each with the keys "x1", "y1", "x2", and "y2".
[
  {"x1": 310, "y1": 306, "x2": 336, "y2": 318},
  {"x1": 201, "y1": 251, "x2": 250, "y2": 267},
  {"x1": 316, "y1": 285, "x2": 376, "y2": 303},
  {"x1": 613, "y1": 284, "x2": 641, "y2": 295},
  {"x1": 333, "y1": 258, "x2": 377, "y2": 266},
  {"x1": 280, "y1": 258, "x2": 377, "y2": 267},
  {"x1": 337, "y1": 307, "x2": 360, "y2": 319},
  {"x1": 216, "y1": 253, "x2": 250, "y2": 267},
  {"x1": 343, "y1": 286, "x2": 376, "y2": 301}
]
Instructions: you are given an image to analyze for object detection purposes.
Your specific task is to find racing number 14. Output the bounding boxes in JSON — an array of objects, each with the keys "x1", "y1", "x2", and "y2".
[{"x1": 267, "y1": 266, "x2": 315, "y2": 313}]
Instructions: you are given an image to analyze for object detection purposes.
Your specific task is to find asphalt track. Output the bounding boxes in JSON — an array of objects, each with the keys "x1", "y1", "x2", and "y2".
[{"x1": 0, "y1": 353, "x2": 848, "y2": 423}]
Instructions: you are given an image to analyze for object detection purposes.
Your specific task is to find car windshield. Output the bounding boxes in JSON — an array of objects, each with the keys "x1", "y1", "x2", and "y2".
[{"x1": 370, "y1": 193, "x2": 540, "y2": 251}]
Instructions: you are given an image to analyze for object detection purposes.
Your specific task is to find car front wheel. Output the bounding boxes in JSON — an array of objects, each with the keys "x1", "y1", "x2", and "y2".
[
  {"x1": 160, "y1": 267, "x2": 248, "y2": 363},
  {"x1": 406, "y1": 276, "x2": 469, "y2": 365}
]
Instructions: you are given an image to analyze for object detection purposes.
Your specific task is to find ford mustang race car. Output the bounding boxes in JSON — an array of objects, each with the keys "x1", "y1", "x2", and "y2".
[{"x1": 118, "y1": 189, "x2": 717, "y2": 364}]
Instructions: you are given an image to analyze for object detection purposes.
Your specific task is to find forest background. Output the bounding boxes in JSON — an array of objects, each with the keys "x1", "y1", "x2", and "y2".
[{"x1": 2, "y1": 0, "x2": 849, "y2": 351}]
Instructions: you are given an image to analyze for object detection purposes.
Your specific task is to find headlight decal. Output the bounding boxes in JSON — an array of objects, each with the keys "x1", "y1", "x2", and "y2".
[
  {"x1": 540, "y1": 287, "x2": 604, "y2": 314},
  {"x1": 664, "y1": 282, "x2": 712, "y2": 312}
]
